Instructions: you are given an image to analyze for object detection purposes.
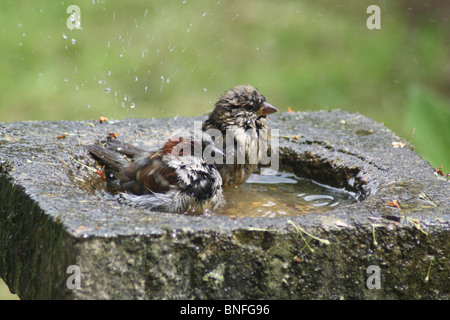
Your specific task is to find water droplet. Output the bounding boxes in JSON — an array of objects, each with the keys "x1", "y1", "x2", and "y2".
[
  {"x1": 144, "y1": 86, "x2": 148, "y2": 93},
  {"x1": 71, "y1": 38, "x2": 77, "y2": 45},
  {"x1": 134, "y1": 76, "x2": 139, "y2": 82},
  {"x1": 107, "y1": 70, "x2": 112, "y2": 76},
  {"x1": 62, "y1": 33, "x2": 68, "y2": 39},
  {"x1": 203, "y1": 88, "x2": 207, "y2": 92},
  {"x1": 130, "y1": 102, "x2": 136, "y2": 109},
  {"x1": 105, "y1": 88, "x2": 111, "y2": 93}
]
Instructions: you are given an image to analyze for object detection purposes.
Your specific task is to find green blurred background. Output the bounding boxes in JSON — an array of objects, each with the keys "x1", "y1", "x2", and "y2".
[{"x1": 0, "y1": 0, "x2": 449, "y2": 299}]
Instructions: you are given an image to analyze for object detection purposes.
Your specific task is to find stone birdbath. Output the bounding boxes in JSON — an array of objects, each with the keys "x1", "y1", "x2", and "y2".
[{"x1": 0, "y1": 110, "x2": 448, "y2": 299}]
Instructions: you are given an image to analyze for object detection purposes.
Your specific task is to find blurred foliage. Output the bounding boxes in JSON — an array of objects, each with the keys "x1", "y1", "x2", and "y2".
[
  {"x1": 0, "y1": 0, "x2": 449, "y2": 299},
  {"x1": 0, "y1": 1, "x2": 448, "y2": 157},
  {"x1": 407, "y1": 85, "x2": 450, "y2": 169}
]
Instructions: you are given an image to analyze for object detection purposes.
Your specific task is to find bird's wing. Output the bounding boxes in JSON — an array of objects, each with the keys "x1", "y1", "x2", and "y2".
[
  {"x1": 134, "y1": 156, "x2": 179, "y2": 194},
  {"x1": 106, "y1": 139, "x2": 147, "y2": 158}
]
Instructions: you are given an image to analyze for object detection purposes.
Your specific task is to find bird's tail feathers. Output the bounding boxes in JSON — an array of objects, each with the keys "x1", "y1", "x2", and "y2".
[
  {"x1": 105, "y1": 139, "x2": 147, "y2": 157},
  {"x1": 85, "y1": 144, "x2": 129, "y2": 177}
]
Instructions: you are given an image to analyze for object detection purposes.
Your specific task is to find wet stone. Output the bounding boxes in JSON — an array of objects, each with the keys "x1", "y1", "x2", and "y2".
[{"x1": 0, "y1": 110, "x2": 449, "y2": 299}]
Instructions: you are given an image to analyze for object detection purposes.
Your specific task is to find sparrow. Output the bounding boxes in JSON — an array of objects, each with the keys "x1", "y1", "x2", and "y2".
[
  {"x1": 85, "y1": 131, "x2": 225, "y2": 214},
  {"x1": 202, "y1": 85, "x2": 278, "y2": 188}
]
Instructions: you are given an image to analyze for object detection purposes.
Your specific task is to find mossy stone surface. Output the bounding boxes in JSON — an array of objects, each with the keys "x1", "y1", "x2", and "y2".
[{"x1": 0, "y1": 111, "x2": 448, "y2": 299}]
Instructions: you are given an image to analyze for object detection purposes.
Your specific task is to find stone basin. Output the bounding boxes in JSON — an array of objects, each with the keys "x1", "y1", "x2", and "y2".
[{"x1": 0, "y1": 110, "x2": 449, "y2": 299}]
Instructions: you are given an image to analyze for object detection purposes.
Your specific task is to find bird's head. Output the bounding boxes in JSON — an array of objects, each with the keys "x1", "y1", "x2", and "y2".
[{"x1": 207, "y1": 85, "x2": 278, "y2": 130}]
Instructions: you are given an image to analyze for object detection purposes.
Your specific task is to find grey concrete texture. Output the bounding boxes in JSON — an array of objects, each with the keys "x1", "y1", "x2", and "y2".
[{"x1": 0, "y1": 110, "x2": 448, "y2": 299}]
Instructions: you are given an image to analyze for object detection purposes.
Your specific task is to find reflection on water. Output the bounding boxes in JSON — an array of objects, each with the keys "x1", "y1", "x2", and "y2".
[{"x1": 217, "y1": 171, "x2": 358, "y2": 217}]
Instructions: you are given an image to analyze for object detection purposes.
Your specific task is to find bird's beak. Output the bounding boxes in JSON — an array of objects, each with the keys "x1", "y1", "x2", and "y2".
[
  {"x1": 258, "y1": 102, "x2": 278, "y2": 116},
  {"x1": 211, "y1": 144, "x2": 226, "y2": 158}
]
